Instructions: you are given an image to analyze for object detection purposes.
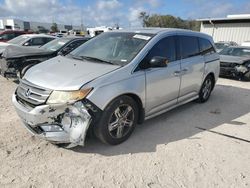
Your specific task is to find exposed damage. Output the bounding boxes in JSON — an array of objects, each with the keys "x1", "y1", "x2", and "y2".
[
  {"x1": 219, "y1": 55, "x2": 250, "y2": 80},
  {"x1": 12, "y1": 79, "x2": 102, "y2": 147},
  {"x1": 0, "y1": 45, "x2": 54, "y2": 78}
]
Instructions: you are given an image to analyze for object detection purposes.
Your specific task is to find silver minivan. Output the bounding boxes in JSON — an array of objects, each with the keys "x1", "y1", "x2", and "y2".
[{"x1": 13, "y1": 28, "x2": 220, "y2": 147}]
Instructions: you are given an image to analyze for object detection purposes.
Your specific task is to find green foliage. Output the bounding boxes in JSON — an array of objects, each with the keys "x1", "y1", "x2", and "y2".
[
  {"x1": 139, "y1": 12, "x2": 201, "y2": 31},
  {"x1": 51, "y1": 22, "x2": 58, "y2": 32}
]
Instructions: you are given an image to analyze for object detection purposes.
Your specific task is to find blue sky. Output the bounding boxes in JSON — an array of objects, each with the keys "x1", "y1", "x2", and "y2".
[{"x1": 0, "y1": 0, "x2": 249, "y2": 27}]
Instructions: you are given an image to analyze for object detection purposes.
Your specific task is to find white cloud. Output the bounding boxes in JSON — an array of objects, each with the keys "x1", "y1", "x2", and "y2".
[
  {"x1": 128, "y1": 7, "x2": 145, "y2": 27},
  {"x1": 96, "y1": 0, "x2": 122, "y2": 10}
]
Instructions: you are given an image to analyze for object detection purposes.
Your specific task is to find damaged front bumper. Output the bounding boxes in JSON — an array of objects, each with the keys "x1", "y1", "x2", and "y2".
[
  {"x1": 12, "y1": 94, "x2": 92, "y2": 147},
  {"x1": 220, "y1": 64, "x2": 250, "y2": 79},
  {"x1": 0, "y1": 58, "x2": 17, "y2": 78}
]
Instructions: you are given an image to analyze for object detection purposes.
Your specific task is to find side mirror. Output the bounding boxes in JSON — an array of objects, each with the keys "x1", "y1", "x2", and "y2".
[
  {"x1": 0, "y1": 37, "x2": 3, "y2": 40},
  {"x1": 23, "y1": 42, "x2": 30, "y2": 46},
  {"x1": 149, "y1": 56, "x2": 169, "y2": 68}
]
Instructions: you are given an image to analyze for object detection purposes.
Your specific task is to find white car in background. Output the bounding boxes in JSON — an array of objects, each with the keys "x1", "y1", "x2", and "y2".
[
  {"x1": 242, "y1": 41, "x2": 250, "y2": 47},
  {"x1": 0, "y1": 34, "x2": 57, "y2": 54}
]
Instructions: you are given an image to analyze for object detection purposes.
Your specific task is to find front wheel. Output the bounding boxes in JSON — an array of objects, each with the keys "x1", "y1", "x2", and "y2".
[
  {"x1": 94, "y1": 96, "x2": 138, "y2": 145},
  {"x1": 197, "y1": 75, "x2": 214, "y2": 103}
]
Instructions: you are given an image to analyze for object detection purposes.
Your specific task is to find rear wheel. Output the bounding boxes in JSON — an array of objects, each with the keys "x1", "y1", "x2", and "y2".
[
  {"x1": 94, "y1": 96, "x2": 138, "y2": 145},
  {"x1": 197, "y1": 75, "x2": 214, "y2": 103}
]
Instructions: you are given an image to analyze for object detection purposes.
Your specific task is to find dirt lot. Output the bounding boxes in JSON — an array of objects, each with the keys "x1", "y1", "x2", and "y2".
[{"x1": 0, "y1": 76, "x2": 250, "y2": 188}]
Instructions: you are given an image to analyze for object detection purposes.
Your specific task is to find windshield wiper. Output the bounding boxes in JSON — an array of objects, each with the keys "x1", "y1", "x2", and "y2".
[
  {"x1": 80, "y1": 56, "x2": 116, "y2": 65},
  {"x1": 67, "y1": 54, "x2": 83, "y2": 60}
]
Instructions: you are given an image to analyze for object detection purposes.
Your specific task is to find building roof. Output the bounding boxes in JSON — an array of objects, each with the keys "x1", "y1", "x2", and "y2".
[{"x1": 197, "y1": 14, "x2": 250, "y2": 23}]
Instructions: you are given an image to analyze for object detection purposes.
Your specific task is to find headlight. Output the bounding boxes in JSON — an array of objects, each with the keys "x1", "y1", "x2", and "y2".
[{"x1": 47, "y1": 88, "x2": 93, "y2": 104}]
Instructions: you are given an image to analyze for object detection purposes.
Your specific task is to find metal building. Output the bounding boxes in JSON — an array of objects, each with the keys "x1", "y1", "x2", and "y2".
[
  {"x1": 197, "y1": 14, "x2": 250, "y2": 45},
  {"x1": 0, "y1": 18, "x2": 81, "y2": 32}
]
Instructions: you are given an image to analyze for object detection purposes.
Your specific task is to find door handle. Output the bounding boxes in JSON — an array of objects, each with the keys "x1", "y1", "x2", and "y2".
[{"x1": 173, "y1": 71, "x2": 181, "y2": 76}]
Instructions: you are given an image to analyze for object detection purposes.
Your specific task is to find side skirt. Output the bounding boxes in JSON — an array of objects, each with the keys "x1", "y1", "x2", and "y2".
[{"x1": 145, "y1": 95, "x2": 199, "y2": 120}]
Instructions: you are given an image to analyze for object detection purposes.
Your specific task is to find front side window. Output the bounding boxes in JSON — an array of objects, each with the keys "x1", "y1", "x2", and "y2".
[
  {"x1": 179, "y1": 36, "x2": 199, "y2": 59},
  {"x1": 30, "y1": 37, "x2": 45, "y2": 45},
  {"x1": 70, "y1": 32, "x2": 154, "y2": 66},
  {"x1": 199, "y1": 38, "x2": 215, "y2": 55},
  {"x1": 144, "y1": 36, "x2": 176, "y2": 63}
]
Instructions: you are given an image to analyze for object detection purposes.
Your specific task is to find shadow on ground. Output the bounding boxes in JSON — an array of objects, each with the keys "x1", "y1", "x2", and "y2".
[{"x1": 71, "y1": 84, "x2": 250, "y2": 156}]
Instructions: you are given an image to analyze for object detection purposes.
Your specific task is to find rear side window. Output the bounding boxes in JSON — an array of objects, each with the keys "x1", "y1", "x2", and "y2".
[
  {"x1": 146, "y1": 36, "x2": 176, "y2": 62},
  {"x1": 199, "y1": 38, "x2": 216, "y2": 55},
  {"x1": 179, "y1": 36, "x2": 199, "y2": 59}
]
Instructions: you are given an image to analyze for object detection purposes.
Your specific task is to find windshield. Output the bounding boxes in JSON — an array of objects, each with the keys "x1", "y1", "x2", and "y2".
[
  {"x1": 219, "y1": 47, "x2": 250, "y2": 57},
  {"x1": 8, "y1": 35, "x2": 30, "y2": 45},
  {"x1": 41, "y1": 38, "x2": 70, "y2": 51},
  {"x1": 70, "y1": 32, "x2": 154, "y2": 66}
]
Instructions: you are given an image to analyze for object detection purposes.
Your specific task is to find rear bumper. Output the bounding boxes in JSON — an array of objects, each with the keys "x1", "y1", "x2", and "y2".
[{"x1": 12, "y1": 94, "x2": 92, "y2": 147}]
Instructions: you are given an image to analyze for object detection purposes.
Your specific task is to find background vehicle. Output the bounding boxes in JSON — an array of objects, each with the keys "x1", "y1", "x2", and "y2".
[
  {"x1": 215, "y1": 41, "x2": 238, "y2": 52},
  {"x1": 0, "y1": 37, "x2": 90, "y2": 78},
  {"x1": 0, "y1": 30, "x2": 33, "y2": 42},
  {"x1": 0, "y1": 34, "x2": 57, "y2": 55},
  {"x1": 219, "y1": 46, "x2": 250, "y2": 80},
  {"x1": 13, "y1": 29, "x2": 219, "y2": 147},
  {"x1": 241, "y1": 41, "x2": 250, "y2": 47}
]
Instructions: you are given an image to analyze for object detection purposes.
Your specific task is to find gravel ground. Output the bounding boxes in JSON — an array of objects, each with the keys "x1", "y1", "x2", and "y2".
[{"x1": 0, "y1": 76, "x2": 250, "y2": 188}]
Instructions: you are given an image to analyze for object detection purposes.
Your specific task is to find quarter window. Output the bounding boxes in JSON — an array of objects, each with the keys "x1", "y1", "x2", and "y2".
[{"x1": 179, "y1": 36, "x2": 199, "y2": 59}]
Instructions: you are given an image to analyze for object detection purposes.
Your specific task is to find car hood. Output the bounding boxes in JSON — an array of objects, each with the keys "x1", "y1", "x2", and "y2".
[
  {"x1": 220, "y1": 55, "x2": 250, "y2": 64},
  {"x1": 3, "y1": 45, "x2": 53, "y2": 59},
  {"x1": 0, "y1": 42, "x2": 10, "y2": 47},
  {"x1": 24, "y1": 56, "x2": 121, "y2": 90}
]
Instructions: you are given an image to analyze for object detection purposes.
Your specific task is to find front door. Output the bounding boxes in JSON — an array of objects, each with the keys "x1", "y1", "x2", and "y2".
[{"x1": 144, "y1": 36, "x2": 181, "y2": 116}]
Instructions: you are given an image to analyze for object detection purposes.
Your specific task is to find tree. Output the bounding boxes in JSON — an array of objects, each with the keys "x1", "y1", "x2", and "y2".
[
  {"x1": 138, "y1": 11, "x2": 149, "y2": 27},
  {"x1": 51, "y1": 22, "x2": 58, "y2": 32},
  {"x1": 138, "y1": 12, "x2": 200, "y2": 31}
]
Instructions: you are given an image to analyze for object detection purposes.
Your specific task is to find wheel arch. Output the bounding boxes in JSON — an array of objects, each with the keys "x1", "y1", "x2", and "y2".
[{"x1": 103, "y1": 93, "x2": 145, "y2": 124}]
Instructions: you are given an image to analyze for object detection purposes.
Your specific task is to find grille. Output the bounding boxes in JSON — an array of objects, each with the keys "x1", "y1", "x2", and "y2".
[
  {"x1": 220, "y1": 62, "x2": 237, "y2": 68},
  {"x1": 16, "y1": 79, "x2": 52, "y2": 106}
]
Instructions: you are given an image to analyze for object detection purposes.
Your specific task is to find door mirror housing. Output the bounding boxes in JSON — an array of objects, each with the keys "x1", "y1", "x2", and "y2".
[
  {"x1": 23, "y1": 42, "x2": 30, "y2": 46},
  {"x1": 0, "y1": 37, "x2": 3, "y2": 40},
  {"x1": 149, "y1": 56, "x2": 168, "y2": 68}
]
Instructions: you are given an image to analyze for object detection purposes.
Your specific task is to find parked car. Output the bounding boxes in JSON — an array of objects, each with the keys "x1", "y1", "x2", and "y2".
[
  {"x1": 12, "y1": 28, "x2": 220, "y2": 147},
  {"x1": 0, "y1": 34, "x2": 57, "y2": 54},
  {"x1": 0, "y1": 36, "x2": 90, "y2": 78},
  {"x1": 215, "y1": 41, "x2": 238, "y2": 52},
  {"x1": 219, "y1": 46, "x2": 250, "y2": 80},
  {"x1": 0, "y1": 30, "x2": 33, "y2": 42},
  {"x1": 241, "y1": 41, "x2": 250, "y2": 47}
]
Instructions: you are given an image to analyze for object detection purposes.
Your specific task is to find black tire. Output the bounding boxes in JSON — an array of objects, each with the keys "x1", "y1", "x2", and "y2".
[
  {"x1": 197, "y1": 75, "x2": 214, "y2": 103},
  {"x1": 94, "y1": 96, "x2": 138, "y2": 145}
]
